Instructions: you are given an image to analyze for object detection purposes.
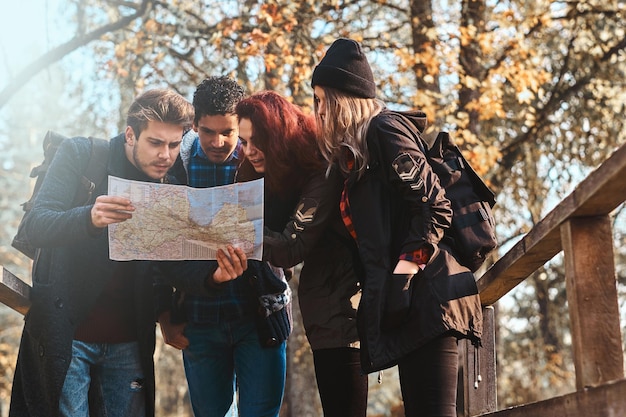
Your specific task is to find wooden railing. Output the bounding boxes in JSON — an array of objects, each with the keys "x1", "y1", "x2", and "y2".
[
  {"x1": 1, "y1": 265, "x2": 30, "y2": 315},
  {"x1": 462, "y1": 141, "x2": 626, "y2": 416},
  {"x1": 2, "y1": 142, "x2": 626, "y2": 416}
]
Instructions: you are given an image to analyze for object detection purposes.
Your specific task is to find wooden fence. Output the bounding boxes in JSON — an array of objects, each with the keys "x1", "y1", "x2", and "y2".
[
  {"x1": 462, "y1": 141, "x2": 626, "y2": 416},
  {"x1": 2, "y1": 142, "x2": 626, "y2": 416}
]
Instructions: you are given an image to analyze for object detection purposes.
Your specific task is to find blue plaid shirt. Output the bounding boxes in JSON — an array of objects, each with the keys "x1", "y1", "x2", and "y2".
[
  {"x1": 187, "y1": 138, "x2": 240, "y2": 188},
  {"x1": 184, "y1": 137, "x2": 257, "y2": 324}
]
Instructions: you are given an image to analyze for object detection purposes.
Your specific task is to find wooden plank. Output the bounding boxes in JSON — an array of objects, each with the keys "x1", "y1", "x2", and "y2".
[
  {"x1": 477, "y1": 378, "x2": 626, "y2": 417},
  {"x1": 561, "y1": 216, "x2": 624, "y2": 389},
  {"x1": 478, "y1": 142, "x2": 626, "y2": 305},
  {"x1": 0, "y1": 266, "x2": 31, "y2": 315},
  {"x1": 462, "y1": 306, "x2": 497, "y2": 416},
  {"x1": 569, "y1": 144, "x2": 626, "y2": 217},
  {"x1": 477, "y1": 207, "x2": 569, "y2": 306}
]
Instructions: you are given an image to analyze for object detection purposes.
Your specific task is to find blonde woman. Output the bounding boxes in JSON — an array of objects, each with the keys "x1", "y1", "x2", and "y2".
[{"x1": 311, "y1": 38, "x2": 483, "y2": 417}]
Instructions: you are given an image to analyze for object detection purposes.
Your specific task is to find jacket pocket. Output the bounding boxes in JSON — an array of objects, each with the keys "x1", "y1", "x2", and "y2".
[
  {"x1": 382, "y1": 273, "x2": 416, "y2": 330},
  {"x1": 425, "y1": 247, "x2": 478, "y2": 304}
]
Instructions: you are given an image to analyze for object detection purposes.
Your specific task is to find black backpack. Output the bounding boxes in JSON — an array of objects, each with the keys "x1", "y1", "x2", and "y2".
[
  {"x1": 389, "y1": 110, "x2": 497, "y2": 272},
  {"x1": 11, "y1": 131, "x2": 110, "y2": 259}
]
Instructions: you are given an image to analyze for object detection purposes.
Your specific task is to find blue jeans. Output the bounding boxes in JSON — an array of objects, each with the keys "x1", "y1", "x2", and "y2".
[
  {"x1": 59, "y1": 340, "x2": 146, "y2": 417},
  {"x1": 183, "y1": 318, "x2": 286, "y2": 417}
]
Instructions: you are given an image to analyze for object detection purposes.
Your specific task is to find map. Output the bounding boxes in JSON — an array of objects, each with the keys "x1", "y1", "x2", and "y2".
[{"x1": 108, "y1": 176, "x2": 263, "y2": 261}]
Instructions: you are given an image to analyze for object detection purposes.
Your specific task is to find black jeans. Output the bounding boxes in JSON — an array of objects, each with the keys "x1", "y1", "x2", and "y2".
[
  {"x1": 313, "y1": 347, "x2": 368, "y2": 417},
  {"x1": 398, "y1": 333, "x2": 459, "y2": 417}
]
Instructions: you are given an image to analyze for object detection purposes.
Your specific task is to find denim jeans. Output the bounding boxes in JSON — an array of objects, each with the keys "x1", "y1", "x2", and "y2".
[
  {"x1": 183, "y1": 318, "x2": 286, "y2": 417},
  {"x1": 59, "y1": 340, "x2": 146, "y2": 417}
]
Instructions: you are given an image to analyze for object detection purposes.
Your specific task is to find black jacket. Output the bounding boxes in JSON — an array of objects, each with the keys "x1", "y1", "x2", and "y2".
[
  {"x1": 263, "y1": 169, "x2": 362, "y2": 350},
  {"x1": 349, "y1": 110, "x2": 482, "y2": 373},
  {"x1": 10, "y1": 134, "x2": 160, "y2": 417}
]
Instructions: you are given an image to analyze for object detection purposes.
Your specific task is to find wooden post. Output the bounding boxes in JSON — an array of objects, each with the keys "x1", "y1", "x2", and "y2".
[
  {"x1": 561, "y1": 216, "x2": 624, "y2": 390},
  {"x1": 461, "y1": 305, "x2": 497, "y2": 416},
  {"x1": 0, "y1": 265, "x2": 31, "y2": 315}
]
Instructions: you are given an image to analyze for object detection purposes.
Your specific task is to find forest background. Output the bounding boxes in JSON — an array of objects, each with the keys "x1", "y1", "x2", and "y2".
[{"x1": 0, "y1": 0, "x2": 625, "y2": 416}]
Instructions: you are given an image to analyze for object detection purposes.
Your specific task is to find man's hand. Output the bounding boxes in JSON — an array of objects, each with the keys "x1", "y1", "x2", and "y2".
[
  {"x1": 212, "y1": 245, "x2": 248, "y2": 284},
  {"x1": 91, "y1": 195, "x2": 135, "y2": 228},
  {"x1": 158, "y1": 311, "x2": 189, "y2": 350}
]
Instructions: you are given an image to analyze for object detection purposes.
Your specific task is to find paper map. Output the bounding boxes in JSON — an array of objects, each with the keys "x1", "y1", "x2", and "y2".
[{"x1": 107, "y1": 176, "x2": 263, "y2": 261}]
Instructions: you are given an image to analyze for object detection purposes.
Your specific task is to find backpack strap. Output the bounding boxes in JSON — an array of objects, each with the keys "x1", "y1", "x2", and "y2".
[
  {"x1": 454, "y1": 201, "x2": 493, "y2": 228},
  {"x1": 74, "y1": 137, "x2": 110, "y2": 206}
]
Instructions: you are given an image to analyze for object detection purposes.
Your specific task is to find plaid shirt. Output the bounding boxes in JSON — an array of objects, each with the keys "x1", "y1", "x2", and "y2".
[
  {"x1": 339, "y1": 181, "x2": 357, "y2": 240},
  {"x1": 187, "y1": 138, "x2": 240, "y2": 187},
  {"x1": 183, "y1": 137, "x2": 257, "y2": 324}
]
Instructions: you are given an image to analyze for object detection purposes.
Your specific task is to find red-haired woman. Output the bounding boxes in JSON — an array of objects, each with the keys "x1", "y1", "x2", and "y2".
[{"x1": 236, "y1": 91, "x2": 368, "y2": 417}]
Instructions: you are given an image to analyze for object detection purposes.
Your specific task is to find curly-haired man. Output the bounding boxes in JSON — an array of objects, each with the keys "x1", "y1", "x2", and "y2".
[{"x1": 156, "y1": 76, "x2": 287, "y2": 417}]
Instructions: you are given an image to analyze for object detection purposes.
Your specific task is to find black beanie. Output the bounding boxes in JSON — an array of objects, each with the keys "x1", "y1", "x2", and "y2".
[{"x1": 311, "y1": 38, "x2": 376, "y2": 99}]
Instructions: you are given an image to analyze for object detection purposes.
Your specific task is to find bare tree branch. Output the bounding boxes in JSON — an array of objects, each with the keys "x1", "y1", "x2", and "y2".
[{"x1": 0, "y1": 0, "x2": 153, "y2": 110}]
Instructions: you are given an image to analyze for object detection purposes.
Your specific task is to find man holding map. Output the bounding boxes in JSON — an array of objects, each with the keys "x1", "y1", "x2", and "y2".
[
  {"x1": 155, "y1": 76, "x2": 288, "y2": 417},
  {"x1": 8, "y1": 89, "x2": 214, "y2": 417}
]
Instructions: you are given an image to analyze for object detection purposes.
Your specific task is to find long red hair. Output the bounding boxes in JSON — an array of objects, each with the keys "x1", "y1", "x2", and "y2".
[{"x1": 235, "y1": 91, "x2": 324, "y2": 195}]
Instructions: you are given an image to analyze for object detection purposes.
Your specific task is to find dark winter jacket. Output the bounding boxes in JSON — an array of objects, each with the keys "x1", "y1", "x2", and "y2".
[
  {"x1": 9, "y1": 134, "x2": 161, "y2": 417},
  {"x1": 349, "y1": 110, "x2": 483, "y2": 373},
  {"x1": 263, "y1": 169, "x2": 362, "y2": 350}
]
